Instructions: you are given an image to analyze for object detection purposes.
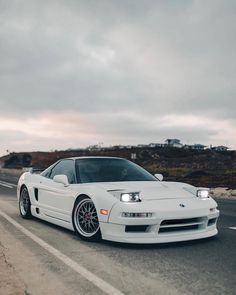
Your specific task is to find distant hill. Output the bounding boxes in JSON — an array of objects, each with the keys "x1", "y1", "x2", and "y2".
[{"x1": 0, "y1": 147, "x2": 235, "y2": 188}]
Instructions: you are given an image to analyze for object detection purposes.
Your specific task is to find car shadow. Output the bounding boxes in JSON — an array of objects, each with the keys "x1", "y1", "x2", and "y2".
[{"x1": 102, "y1": 235, "x2": 219, "y2": 250}]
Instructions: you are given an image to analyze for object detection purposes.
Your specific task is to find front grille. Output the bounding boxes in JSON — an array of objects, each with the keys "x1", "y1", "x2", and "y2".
[
  {"x1": 161, "y1": 218, "x2": 200, "y2": 226},
  {"x1": 159, "y1": 225, "x2": 199, "y2": 233},
  {"x1": 159, "y1": 217, "x2": 206, "y2": 234}
]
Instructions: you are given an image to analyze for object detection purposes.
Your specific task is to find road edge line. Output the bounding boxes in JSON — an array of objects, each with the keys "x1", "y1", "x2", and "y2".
[
  {"x1": 0, "y1": 182, "x2": 13, "y2": 188},
  {"x1": 0, "y1": 180, "x2": 17, "y2": 188}
]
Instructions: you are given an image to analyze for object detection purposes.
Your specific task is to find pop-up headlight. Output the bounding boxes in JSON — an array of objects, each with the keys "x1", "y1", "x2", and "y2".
[{"x1": 120, "y1": 192, "x2": 141, "y2": 202}]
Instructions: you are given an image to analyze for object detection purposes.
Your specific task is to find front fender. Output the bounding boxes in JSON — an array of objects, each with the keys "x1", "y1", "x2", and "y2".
[
  {"x1": 72, "y1": 185, "x2": 119, "y2": 223},
  {"x1": 17, "y1": 172, "x2": 30, "y2": 200}
]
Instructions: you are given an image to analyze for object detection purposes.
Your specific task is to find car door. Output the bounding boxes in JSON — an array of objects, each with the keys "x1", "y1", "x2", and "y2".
[{"x1": 37, "y1": 159, "x2": 76, "y2": 223}]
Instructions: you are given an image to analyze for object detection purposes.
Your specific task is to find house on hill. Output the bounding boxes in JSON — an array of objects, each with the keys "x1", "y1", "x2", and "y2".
[
  {"x1": 137, "y1": 144, "x2": 149, "y2": 148},
  {"x1": 165, "y1": 139, "x2": 182, "y2": 148},
  {"x1": 148, "y1": 143, "x2": 165, "y2": 148},
  {"x1": 211, "y1": 145, "x2": 229, "y2": 151},
  {"x1": 184, "y1": 144, "x2": 206, "y2": 150}
]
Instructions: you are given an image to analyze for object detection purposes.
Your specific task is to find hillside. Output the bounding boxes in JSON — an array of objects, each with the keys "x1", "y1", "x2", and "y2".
[{"x1": 0, "y1": 147, "x2": 235, "y2": 188}]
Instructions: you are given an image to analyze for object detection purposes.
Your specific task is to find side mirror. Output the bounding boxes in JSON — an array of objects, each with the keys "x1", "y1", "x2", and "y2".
[
  {"x1": 154, "y1": 173, "x2": 163, "y2": 181},
  {"x1": 53, "y1": 175, "x2": 69, "y2": 186}
]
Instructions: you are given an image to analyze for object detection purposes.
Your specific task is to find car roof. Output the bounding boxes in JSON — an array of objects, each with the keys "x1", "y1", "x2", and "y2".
[{"x1": 65, "y1": 156, "x2": 125, "y2": 161}]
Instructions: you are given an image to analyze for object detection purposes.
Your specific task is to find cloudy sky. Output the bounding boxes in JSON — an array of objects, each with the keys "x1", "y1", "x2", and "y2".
[{"x1": 0, "y1": 0, "x2": 235, "y2": 155}]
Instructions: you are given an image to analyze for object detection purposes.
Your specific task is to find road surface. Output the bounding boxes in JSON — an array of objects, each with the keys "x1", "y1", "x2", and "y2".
[{"x1": 0, "y1": 175, "x2": 235, "y2": 295}]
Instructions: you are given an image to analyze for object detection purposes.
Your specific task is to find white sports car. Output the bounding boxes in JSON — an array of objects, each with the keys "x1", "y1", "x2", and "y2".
[{"x1": 17, "y1": 157, "x2": 219, "y2": 244}]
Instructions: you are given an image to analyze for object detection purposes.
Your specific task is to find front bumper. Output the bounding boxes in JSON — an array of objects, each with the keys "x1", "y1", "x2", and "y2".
[{"x1": 100, "y1": 198, "x2": 219, "y2": 244}]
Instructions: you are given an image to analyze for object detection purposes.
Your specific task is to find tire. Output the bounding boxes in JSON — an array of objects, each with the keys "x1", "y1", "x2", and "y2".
[
  {"x1": 19, "y1": 186, "x2": 32, "y2": 219},
  {"x1": 72, "y1": 196, "x2": 101, "y2": 242}
]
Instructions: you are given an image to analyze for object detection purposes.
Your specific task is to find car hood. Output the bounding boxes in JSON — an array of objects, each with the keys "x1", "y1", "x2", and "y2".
[{"x1": 96, "y1": 181, "x2": 196, "y2": 200}]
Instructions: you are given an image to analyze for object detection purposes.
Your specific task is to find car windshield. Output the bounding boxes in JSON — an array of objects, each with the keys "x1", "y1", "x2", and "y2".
[{"x1": 75, "y1": 158, "x2": 157, "y2": 183}]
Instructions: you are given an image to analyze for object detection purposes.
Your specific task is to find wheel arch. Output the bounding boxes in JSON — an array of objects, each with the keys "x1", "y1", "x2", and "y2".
[
  {"x1": 20, "y1": 184, "x2": 28, "y2": 193},
  {"x1": 74, "y1": 193, "x2": 91, "y2": 207},
  {"x1": 19, "y1": 183, "x2": 34, "y2": 204},
  {"x1": 18, "y1": 184, "x2": 32, "y2": 219},
  {"x1": 18, "y1": 184, "x2": 28, "y2": 201}
]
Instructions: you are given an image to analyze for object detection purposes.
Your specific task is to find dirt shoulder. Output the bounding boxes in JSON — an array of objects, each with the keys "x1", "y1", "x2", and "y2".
[{"x1": 0, "y1": 241, "x2": 26, "y2": 295}]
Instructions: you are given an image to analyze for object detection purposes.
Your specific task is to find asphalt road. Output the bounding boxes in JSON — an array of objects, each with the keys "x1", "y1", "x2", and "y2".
[{"x1": 0, "y1": 176, "x2": 235, "y2": 295}]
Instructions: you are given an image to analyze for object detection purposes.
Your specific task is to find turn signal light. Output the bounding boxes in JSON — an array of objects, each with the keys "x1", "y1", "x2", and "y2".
[{"x1": 100, "y1": 209, "x2": 109, "y2": 215}]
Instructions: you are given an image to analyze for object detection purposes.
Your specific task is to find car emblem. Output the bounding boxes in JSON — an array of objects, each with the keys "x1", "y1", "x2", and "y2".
[{"x1": 179, "y1": 203, "x2": 185, "y2": 208}]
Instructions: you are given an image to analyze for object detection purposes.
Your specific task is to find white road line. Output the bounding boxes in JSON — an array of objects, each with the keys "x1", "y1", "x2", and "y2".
[
  {"x1": 0, "y1": 181, "x2": 14, "y2": 188},
  {"x1": 229, "y1": 227, "x2": 236, "y2": 230},
  {"x1": 0, "y1": 210, "x2": 124, "y2": 295},
  {"x1": 0, "y1": 180, "x2": 17, "y2": 188}
]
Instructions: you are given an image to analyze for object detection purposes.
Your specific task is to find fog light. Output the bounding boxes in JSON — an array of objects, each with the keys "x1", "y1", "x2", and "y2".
[{"x1": 122, "y1": 212, "x2": 152, "y2": 218}]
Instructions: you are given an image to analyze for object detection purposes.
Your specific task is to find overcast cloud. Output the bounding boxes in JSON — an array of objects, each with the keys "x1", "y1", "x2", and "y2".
[{"x1": 0, "y1": 0, "x2": 235, "y2": 155}]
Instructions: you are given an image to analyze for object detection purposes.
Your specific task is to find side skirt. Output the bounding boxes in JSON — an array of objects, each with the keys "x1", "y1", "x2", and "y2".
[{"x1": 31, "y1": 205, "x2": 74, "y2": 231}]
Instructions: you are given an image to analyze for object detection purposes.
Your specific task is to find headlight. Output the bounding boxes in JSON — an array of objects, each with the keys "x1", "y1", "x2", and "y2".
[
  {"x1": 120, "y1": 192, "x2": 141, "y2": 202},
  {"x1": 197, "y1": 189, "x2": 209, "y2": 199}
]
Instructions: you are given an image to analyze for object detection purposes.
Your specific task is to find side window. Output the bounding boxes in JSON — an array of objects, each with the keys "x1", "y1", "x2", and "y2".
[{"x1": 49, "y1": 160, "x2": 76, "y2": 184}]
